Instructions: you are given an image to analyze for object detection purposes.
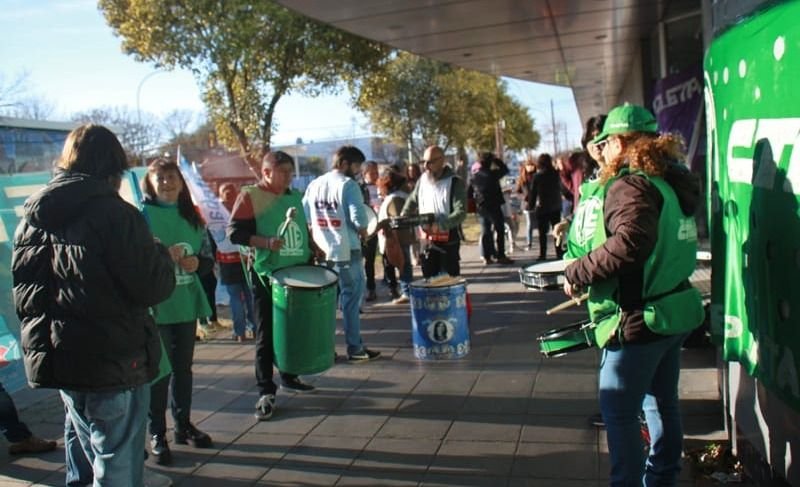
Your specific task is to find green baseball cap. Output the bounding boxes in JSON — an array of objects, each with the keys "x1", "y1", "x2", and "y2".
[{"x1": 591, "y1": 104, "x2": 658, "y2": 143}]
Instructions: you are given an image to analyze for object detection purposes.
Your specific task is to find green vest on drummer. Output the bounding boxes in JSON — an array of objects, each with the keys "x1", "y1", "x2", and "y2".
[
  {"x1": 242, "y1": 186, "x2": 310, "y2": 276},
  {"x1": 145, "y1": 204, "x2": 212, "y2": 324},
  {"x1": 580, "y1": 170, "x2": 705, "y2": 347},
  {"x1": 565, "y1": 178, "x2": 608, "y2": 259}
]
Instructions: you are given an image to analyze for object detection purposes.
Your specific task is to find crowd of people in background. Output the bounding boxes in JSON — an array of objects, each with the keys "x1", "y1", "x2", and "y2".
[{"x1": 7, "y1": 103, "x2": 701, "y2": 486}]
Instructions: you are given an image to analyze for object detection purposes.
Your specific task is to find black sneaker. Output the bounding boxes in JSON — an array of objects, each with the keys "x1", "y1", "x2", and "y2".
[
  {"x1": 150, "y1": 434, "x2": 172, "y2": 466},
  {"x1": 281, "y1": 376, "x2": 315, "y2": 393},
  {"x1": 365, "y1": 290, "x2": 377, "y2": 302},
  {"x1": 347, "y1": 348, "x2": 381, "y2": 363},
  {"x1": 174, "y1": 423, "x2": 212, "y2": 448},
  {"x1": 255, "y1": 394, "x2": 275, "y2": 421},
  {"x1": 588, "y1": 412, "x2": 605, "y2": 428}
]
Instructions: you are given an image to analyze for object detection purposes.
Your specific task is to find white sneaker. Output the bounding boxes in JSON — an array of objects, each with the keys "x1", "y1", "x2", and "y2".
[{"x1": 392, "y1": 294, "x2": 410, "y2": 305}]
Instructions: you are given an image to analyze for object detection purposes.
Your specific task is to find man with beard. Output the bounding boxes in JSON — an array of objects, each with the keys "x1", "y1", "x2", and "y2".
[
  {"x1": 401, "y1": 145, "x2": 467, "y2": 277},
  {"x1": 303, "y1": 146, "x2": 381, "y2": 363}
]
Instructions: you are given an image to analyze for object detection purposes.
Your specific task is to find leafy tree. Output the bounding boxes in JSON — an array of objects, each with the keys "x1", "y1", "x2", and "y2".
[
  {"x1": 302, "y1": 156, "x2": 327, "y2": 176},
  {"x1": 355, "y1": 53, "x2": 539, "y2": 160},
  {"x1": 99, "y1": 0, "x2": 388, "y2": 173},
  {"x1": 159, "y1": 118, "x2": 219, "y2": 166},
  {"x1": 71, "y1": 106, "x2": 162, "y2": 164},
  {"x1": 466, "y1": 80, "x2": 541, "y2": 153},
  {"x1": 354, "y1": 53, "x2": 443, "y2": 161}
]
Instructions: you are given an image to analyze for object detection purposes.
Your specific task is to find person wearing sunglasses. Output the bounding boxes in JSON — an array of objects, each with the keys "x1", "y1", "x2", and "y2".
[
  {"x1": 562, "y1": 104, "x2": 704, "y2": 486},
  {"x1": 401, "y1": 145, "x2": 467, "y2": 277}
]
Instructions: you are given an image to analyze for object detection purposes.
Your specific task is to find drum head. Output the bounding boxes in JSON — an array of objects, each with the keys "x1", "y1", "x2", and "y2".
[
  {"x1": 272, "y1": 265, "x2": 338, "y2": 289},
  {"x1": 364, "y1": 204, "x2": 379, "y2": 236},
  {"x1": 524, "y1": 259, "x2": 574, "y2": 274},
  {"x1": 410, "y1": 275, "x2": 466, "y2": 288}
]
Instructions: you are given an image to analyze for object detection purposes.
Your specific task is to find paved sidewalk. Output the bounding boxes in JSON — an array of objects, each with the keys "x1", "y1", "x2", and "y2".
[{"x1": 1, "y1": 237, "x2": 725, "y2": 486}]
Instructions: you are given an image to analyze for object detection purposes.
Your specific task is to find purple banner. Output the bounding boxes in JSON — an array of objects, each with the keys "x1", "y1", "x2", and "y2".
[{"x1": 652, "y1": 65, "x2": 705, "y2": 165}]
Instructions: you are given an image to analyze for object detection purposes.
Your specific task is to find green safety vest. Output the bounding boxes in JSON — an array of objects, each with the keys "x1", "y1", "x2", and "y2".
[
  {"x1": 242, "y1": 186, "x2": 310, "y2": 277},
  {"x1": 565, "y1": 179, "x2": 608, "y2": 259},
  {"x1": 145, "y1": 204, "x2": 212, "y2": 324},
  {"x1": 575, "y1": 171, "x2": 705, "y2": 347}
]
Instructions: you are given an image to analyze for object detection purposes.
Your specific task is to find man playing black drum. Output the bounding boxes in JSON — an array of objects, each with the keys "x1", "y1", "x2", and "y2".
[
  {"x1": 228, "y1": 151, "x2": 316, "y2": 421},
  {"x1": 401, "y1": 145, "x2": 467, "y2": 278}
]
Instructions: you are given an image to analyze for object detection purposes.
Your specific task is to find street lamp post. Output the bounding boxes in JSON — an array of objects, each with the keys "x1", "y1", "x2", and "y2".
[{"x1": 136, "y1": 69, "x2": 166, "y2": 125}]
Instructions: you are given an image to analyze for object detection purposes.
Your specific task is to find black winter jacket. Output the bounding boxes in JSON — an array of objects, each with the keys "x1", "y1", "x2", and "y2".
[
  {"x1": 12, "y1": 170, "x2": 175, "y2": 392},
  {"x1": 470, "y1": 160, "x2": 509, "y2": 211}
]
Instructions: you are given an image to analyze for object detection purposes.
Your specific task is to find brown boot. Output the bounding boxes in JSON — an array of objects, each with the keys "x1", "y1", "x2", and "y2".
[{"x1": 9, "y1": 435, "x2": 57, "y2": 455}]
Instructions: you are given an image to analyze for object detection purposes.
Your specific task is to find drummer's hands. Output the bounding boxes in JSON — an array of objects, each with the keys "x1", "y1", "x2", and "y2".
[
  {"x1": 563, "y1": 279, "x2": 582, "y2": 299},
  {"x1": 167, "y1": 244, "x2": 185, "y2": 263},
  {"x1": 552, "y1": 220, "x2": 570, "y2": 247},
  {"x1": 423, "y1": 222, "x2": 441, "y2": 234},
  {"x1": 178, "y1": 255, "x2": 199, "y2": 273},
  {"x1": 312, "y1": 245, "x2": 326, "y2": 264},
  {"x1": 267, "y1": 236, "x2": 284, "y2": 251}
]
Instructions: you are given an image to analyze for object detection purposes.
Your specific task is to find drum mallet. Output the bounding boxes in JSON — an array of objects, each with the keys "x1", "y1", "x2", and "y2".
[
  {"x1": 277, "y1": 207, "x2": 296, "y2": 238},
  {"x1": 546, "y1": 292, "x2": 589, "y2": 315}
]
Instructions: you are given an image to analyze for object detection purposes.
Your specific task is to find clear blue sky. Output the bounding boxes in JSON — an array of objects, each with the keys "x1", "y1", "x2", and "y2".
[{"x1": 1, "y1": 0, "x2": 581, "y2": 153}]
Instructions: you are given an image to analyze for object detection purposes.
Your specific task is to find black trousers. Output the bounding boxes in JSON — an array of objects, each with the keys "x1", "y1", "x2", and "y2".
[
  {"x1": 536, "y1": 209, "x2": 563, "y2": 259},
  {"x1": 251, "y1": 270, "x2": 296, "y2": 396},
  {"x1": 420, "y1": 241, "x2": 460, "y2": 278},
  {"x1": 363, "y1": 236, "x2": 378, "y2": 292},
  {"x1": 149, "y1": 321, "x2": 196, "y2": 436},
  {"x1": 478, "y1": 206, "x2": 507, "y2": 259},
  {"x1": 199, "y1": 271, "x2": 218, "y2": 322}
]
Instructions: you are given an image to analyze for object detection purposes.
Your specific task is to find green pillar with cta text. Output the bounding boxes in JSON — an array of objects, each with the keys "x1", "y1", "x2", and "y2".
[{"x1": 704, "y1": 0, "x2": 800, "y2": 411}]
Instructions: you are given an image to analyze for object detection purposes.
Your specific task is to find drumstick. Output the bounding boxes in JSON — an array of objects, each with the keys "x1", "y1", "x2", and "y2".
[
  {"x1": 277, "y1": 207, "x2": 296, "y2": 237},
  {"x1": 546, "y1": 292, "x2": 589, "y2": 315}
]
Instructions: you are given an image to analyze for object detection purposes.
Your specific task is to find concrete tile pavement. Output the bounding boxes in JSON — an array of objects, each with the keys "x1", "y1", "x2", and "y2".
[{"x1": 1, "y1": 237, "x2": 723, "y2": 486}]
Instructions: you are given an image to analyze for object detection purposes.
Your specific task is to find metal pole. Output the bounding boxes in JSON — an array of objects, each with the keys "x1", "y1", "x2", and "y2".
[
  {"x1": 550, "y1": 99, "x2": 557, "y2": 154},
  {"x1": 136, "y1": 70, "x2": 165, "y2": 125}
]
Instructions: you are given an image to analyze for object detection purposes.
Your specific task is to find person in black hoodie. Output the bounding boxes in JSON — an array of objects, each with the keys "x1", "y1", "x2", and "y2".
[
  {"x1": 527, "y1": 153, "x2": 564, "y2": 261},
  {"x1": 470, "y1": 152, "x2": 513, "y2": 265},
  {"x1": 12, "y1": 124, "x2": 175, "y2": 485}
]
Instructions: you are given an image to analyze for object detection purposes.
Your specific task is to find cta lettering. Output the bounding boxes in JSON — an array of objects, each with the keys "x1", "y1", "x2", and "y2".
[
  {"x1": 653, "y1": 77, "x2": 702, "y2": 114},
  {"x1": 726, "y1": 118, "x2": 800, "y2": 193}
]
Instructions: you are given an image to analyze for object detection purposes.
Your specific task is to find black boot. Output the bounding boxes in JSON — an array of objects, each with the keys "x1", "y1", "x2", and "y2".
[
  {"x1": 174, "y1": 423, "x2": 213, "y2": 448},
  {"x1": 150, "y1": 434, "x2": 172, "y2": 465}
]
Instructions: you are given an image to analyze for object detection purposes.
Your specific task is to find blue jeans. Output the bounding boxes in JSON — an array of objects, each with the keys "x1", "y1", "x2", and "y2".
[
  {"x1": 61, "y1": 384, "x2": 149, "y2": 487},
  {"x1": 225, "y1": 281, "x2": 255, "y2": 338},
  {"x1": 329, "y1": 250, "x2": 366, "y2": 355},
  {"x1": 397, "y1": 245, "x2": 413, "y2": 296},
  {"x1": 523, "y1": 211, "x2": 536, "y2": 247},
  {"x1": 599, "y1": 333, "x2": 687, "y2": 487}
]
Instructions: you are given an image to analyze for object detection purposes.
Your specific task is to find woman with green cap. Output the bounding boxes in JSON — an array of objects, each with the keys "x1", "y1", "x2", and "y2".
[{"x1": 562, "y1": 104, "x2": 705, "y2": 486}]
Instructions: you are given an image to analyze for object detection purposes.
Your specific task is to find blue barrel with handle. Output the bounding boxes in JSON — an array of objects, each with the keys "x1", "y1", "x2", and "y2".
[{"x1": 408, "y1": 276, "x2": 470, "y2": 359}]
